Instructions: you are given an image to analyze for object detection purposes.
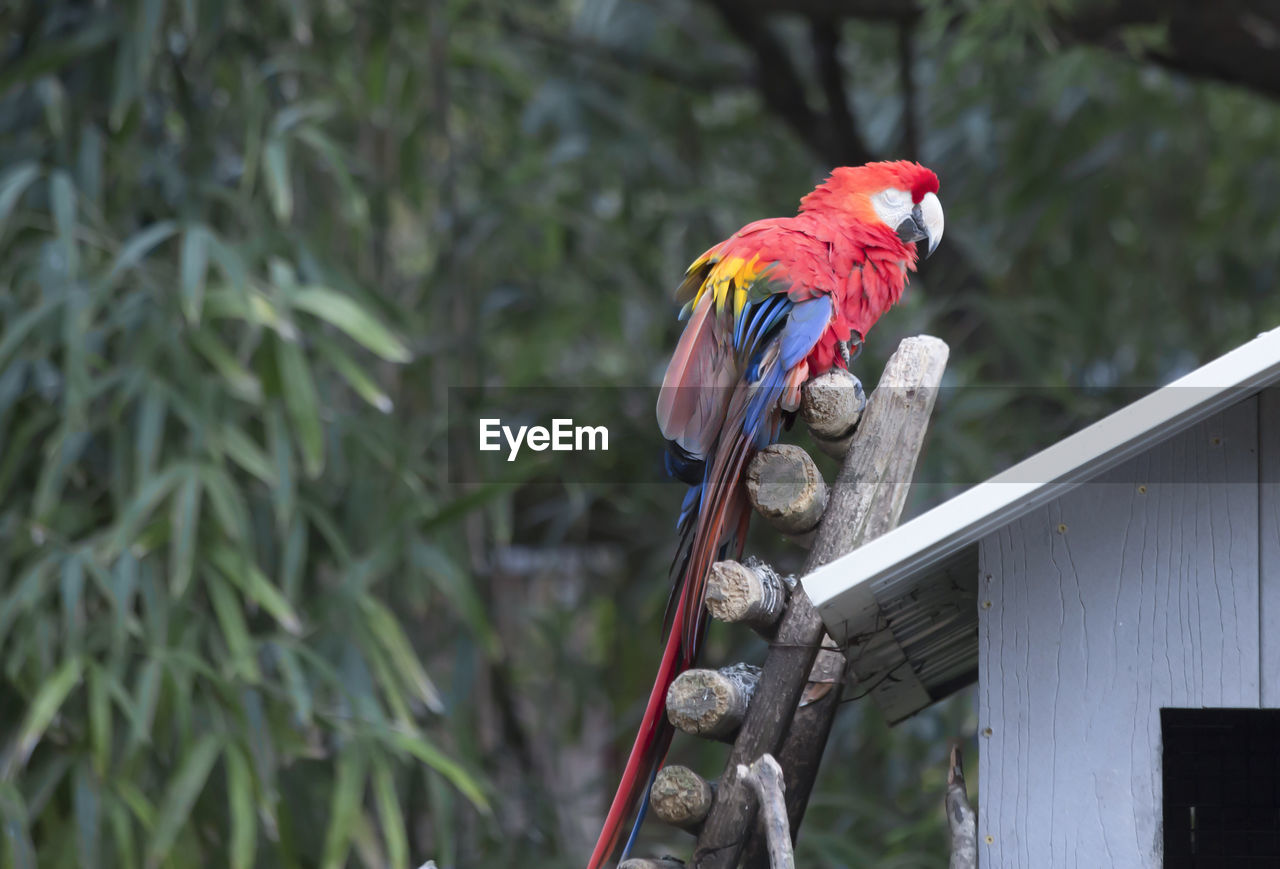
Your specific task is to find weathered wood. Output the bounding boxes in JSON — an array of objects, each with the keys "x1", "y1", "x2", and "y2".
[
  {"x1": 619, "y1": 860, "x2": 686, "y2": 869},
  {"x1": 667, "y1": 664, "x2": 761, "y2": 741},
  {"x1": 739, "y1": 648, "x2": 845, "y2": 866},
  {"x1": 804, "y1": 337, "x2": 950, "y2": 567},
  {"x1": 704, "y1": 559, "x2": 790, "y2": 634},
  {"x1": 694, "y1": 336, "x2": 950, "y2": 869},
  {"x1": 736, "y1": 755, "x2": 794, "y2": 869},
  {"x1": 978, "y1": 399, "x2": 1260, "y2": 868},
  {"x1": 651, "y1": 765, "x2": 714, "y2": 831},
  {"x1": 946, "y1": 744, "x2": 976, "y2": 869},
  {"x1": 799, "y1": 367, "x2": 865, "y2": 457},
  {"x1": 745, "y1": 444, "x2": 828, "y2": 538}
]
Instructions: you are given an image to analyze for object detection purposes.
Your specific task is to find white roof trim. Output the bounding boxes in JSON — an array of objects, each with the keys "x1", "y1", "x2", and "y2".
[{"x1": 805, "y1": 325, "x2": 1280, "y2": 630}]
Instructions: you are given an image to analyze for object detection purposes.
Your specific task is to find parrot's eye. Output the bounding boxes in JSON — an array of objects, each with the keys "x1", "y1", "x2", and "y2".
[
  {"x1": 869, "y1": 187, "x2": 913, "y2": 229},
  {"x1": 877, "y1": 188, "x2": 909, "y2": 208}
]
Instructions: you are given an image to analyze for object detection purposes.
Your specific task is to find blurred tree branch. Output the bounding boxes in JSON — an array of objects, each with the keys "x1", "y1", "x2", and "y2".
[
  {"x1": 735, "y1": 0, "x2": 919, "y2": 20},
  {"x1": 809, "y1": 17, "x2": 872, "y2": 166},
  {"x1": 896, "y1": 16, "x2": 919, "y2": 160},
  {"x1": 1051, "y1": 1, "x2": 1280, "y2": 101},
  {"x1": 502, "y1": 12, "x2": 743, "y2": 90},
  {"x1": 732, "y1": 0, "x2": 1280, "y2": 102}
]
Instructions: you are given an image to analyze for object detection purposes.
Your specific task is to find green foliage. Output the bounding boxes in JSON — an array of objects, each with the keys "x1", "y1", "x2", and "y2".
[{"x1": 0, "y1": 2, "x2": 487, "y2": 866}]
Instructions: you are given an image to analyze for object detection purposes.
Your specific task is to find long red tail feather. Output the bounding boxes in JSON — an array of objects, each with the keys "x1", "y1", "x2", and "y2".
[
  {"x1": 586, "y1": 593, "x2": 686, "y2": 869},
  {"x1": 587, "y1": 427, "x2": 755, "y2": 868}
]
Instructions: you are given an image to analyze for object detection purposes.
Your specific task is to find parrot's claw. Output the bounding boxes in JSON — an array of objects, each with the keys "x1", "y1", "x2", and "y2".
[{"x1": 836, "y1": 331, "x2": 866, "y2": 369}]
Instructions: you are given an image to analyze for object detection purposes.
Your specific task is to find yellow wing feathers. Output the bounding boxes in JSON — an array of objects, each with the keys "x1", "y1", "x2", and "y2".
[{"x1": 678, "y1": 251, "x2": 766, "y2": 322}]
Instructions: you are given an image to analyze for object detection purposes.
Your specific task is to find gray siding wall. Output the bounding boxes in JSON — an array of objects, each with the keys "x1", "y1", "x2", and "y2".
[
  {"x1": 1261, "y1": 388, "x2": 1280, "y2": 706},
  {"x1": 977, "y1": 397, "x2": 1261, "y2": 868}
]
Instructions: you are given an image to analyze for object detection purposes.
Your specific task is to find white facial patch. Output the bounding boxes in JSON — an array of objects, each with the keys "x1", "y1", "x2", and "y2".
[
  {"x1": 871, "y1": 187, "x2": 945, "y2": 255},
  {"x1": 870, "y1": 187, "x2": 913, "y2": 230}
]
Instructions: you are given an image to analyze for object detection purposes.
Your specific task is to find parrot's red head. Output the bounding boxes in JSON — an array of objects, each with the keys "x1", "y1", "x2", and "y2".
[{"x1": 800, "y1": 161, "x2": 944, "y2": 258}]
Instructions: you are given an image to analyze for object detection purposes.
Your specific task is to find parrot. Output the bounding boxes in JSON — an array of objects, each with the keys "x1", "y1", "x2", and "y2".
[{"x1": 587, "y1": 161, "x2": 944, "y2": 869}]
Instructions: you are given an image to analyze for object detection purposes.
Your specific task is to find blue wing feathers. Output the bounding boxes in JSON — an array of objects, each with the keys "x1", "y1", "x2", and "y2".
[
  {"x1": 780, "y1": 296, "x2": 831, "y2": 368},
  {"x1": 740, "y1": 296, "x2": 832, "y2": 448}
]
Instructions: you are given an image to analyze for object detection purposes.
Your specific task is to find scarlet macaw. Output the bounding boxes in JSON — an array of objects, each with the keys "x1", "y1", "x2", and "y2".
[{"x1": 588, "y1": 161, "x2": 945, "y2": 868}]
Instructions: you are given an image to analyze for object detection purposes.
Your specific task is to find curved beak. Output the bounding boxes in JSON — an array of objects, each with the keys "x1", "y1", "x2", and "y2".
[
  {"x1": 896, "y1": 205, "x2": 931, "y2": 253},
  {"x1": 897, "y1": 192, "x2": 944, "y2": 259},
  {"x1": 925, "y1": 228, "x2": 940, "y2": 258}
]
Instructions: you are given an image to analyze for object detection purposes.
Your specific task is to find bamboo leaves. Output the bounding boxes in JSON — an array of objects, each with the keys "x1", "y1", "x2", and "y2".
[
  {"x1": 371, "y1": 757, "x2": 408, "y2": 869},
  {"x1": 0, "y1": 5, "x2": 479, "y2": 867},
  {"x1": 360, "y1": 598, "x2": 443, "y2": 714},
  {"x1": 264, "y1": 138, "x2": 293, "y2": 223},
  {"x1": 3, "y1": 657, "x2": 83, "y2": 778},
  {"x1": 106, "y1": 221, "x2": 177, "y2": 287},
  {"x1": 208, "y1": 546, "x2": 303, "y2": 637},
  {"x1": 0, "y1": 782, "x2": 38, "y2": 869},
  {"x1": 275, "y1": 335, "x2": 326, "y2": 478},
  {"x1": 168, "y1": 472, "x2": 201, "y2": 597},
  {"x1": 225, "y1": 746, "x2": 257, "y2": 869},
  {"x1": 291, "y1": 287, "x2": 411, "y2": 363},
  {"x1": 145, "y1": 734, "x2": 220, "y2": 867},
  {"x1": 0, "y1": 162, "x2": 41, "y2": 242},
  {"x1": 179, "y1": 225, "x2": 211, "y2": 324},
  {"x1": 322, "y1": 749, "x2": 368, "y2": 869}
]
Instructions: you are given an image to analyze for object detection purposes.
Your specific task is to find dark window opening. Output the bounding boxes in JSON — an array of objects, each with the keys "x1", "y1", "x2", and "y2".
[{"x1": 1163, "y1": 708, "x2": 1280, "y2": 867}]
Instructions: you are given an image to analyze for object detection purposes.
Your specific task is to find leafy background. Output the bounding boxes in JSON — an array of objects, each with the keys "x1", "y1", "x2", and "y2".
[{"x1": 2, "y1": 1, "x2": 1279, "y2": 867}]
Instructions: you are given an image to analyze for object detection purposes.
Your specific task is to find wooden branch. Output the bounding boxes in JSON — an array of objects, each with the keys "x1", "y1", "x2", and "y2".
[
  {"x1": 740, "y1": 643, "x2": 844, "y2": 868},
  {"x1": 805, "y1": 336, "x2": 949, "y2": 568},
  {"x1": 667, "y1": 664, "x2": 761, "y2": 741},
  {"x1": 619, "y1": 860, "x2": 686, "y2": 869},
  {"x1": 745, "y1": 444, "x2": 828, "y2": 538},
  {"x1": 760, "y1": 336, "x2": 950, "y2": 857},
  {"x1": 799, "y1": 368, "x2": 865, "y2": 457},
  {"x1": 946, "y1": 744, "x2": 977, "y2": 869},
  {"x1": 651, "y1": 765, "x2": 715, "y2": 832},
  {"x1": 694, "y1": 336, "x2": 950, "y2": 869},
  {"x1": 704, "y1": 559, "x2": 790, "y2": 634},
  {"x1": 736, "y1": 755, "x2": 794, "y2": 869}
]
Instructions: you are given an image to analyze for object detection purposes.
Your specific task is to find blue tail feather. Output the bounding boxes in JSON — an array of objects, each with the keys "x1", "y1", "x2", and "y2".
[{"x1": 621, "y1": 764, "x2": 660, "y2": 862}]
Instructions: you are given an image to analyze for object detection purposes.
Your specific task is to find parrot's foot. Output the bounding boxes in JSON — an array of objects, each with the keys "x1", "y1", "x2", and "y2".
[{"x1": 835, "y1": 330, "x2": 865, "y2": 369}]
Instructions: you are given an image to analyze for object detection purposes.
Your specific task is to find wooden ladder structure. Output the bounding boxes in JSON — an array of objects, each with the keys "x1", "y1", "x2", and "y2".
[{"x1": 619, "y1": 335, "x2": 976, "y2": 869}]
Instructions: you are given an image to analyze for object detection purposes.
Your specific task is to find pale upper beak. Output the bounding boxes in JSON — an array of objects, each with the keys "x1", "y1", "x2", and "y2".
[{"x1": 895, "y1": 191, "x2": 944, "y2": 258}]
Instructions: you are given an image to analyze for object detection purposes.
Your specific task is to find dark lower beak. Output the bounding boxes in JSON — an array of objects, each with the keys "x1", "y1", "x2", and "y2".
[{"x1": 896, "y1": 204, "x2": 936, "y2": 258}]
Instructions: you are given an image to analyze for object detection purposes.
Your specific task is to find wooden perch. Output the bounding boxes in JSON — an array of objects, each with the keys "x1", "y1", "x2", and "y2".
[
  {"x1": 704, "y1": 559, "x2": 790, "y2": 633},
  {"x1": 946, "y1": 744, "x2": 977, "y2": 869},
  {"x1": 799, "y1": 367, "x2": 865, "y2": 457},
  {"x1": 651, "y1": 765, "x2": 714, "y2": 831},
  {"x1": 736, "y1": 755, "x2": 794, "y2": 869},
  {"x1": 745, "y1": 444, "x2": 828, "y2": 538},
  {"x1": 694, "y1": 336, "x2": 950, "y2": 869},
  {"x1": 667, "y1": 664, "x2": 761, "y2": 741},
  {"x1": 619, "y1": 860, "x2": 686, "y2": 869}
]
